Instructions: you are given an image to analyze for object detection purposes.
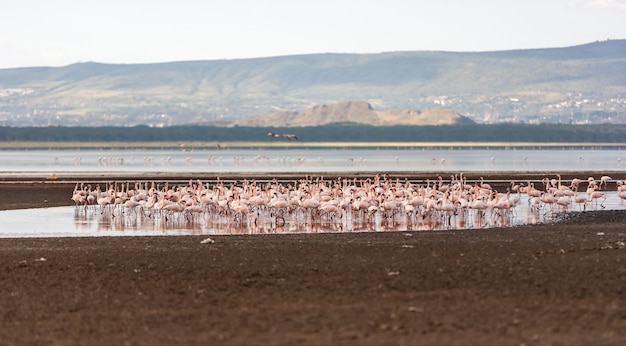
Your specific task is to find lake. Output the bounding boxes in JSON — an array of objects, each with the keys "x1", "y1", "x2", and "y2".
[
  {"x1": 0, "y1": 147, "x2": 623, "y2": 238},
  {"x1": 0, "y1": 147, "x2": 623, "y2": 173}
]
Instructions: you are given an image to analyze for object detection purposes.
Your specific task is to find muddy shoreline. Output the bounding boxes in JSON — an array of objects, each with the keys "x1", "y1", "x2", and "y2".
[{"x1": 1, "y1": 175, "x2": 625, "y2": 345}]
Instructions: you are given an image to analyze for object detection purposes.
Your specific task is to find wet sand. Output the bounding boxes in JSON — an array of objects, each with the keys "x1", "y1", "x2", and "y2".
[{"x1": 0, "y1": 175, "x2": 625, "y2": 345}]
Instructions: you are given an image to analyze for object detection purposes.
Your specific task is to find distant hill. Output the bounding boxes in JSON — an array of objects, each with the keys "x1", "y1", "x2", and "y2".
[
  {"x1": 229, "y1": 101, "x2": 475, "y2": 127},
  {"x1": 1, "y1": 39, "x2": 625, "y2": 126}
]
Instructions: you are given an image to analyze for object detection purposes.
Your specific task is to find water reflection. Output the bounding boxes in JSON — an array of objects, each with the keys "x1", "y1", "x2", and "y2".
[
  {"x1": 1, "y1": 192, "x2": 622, "y2": 238},
  {"x1": 68, "y1": 192, "x2": 624, "y2": 235}
]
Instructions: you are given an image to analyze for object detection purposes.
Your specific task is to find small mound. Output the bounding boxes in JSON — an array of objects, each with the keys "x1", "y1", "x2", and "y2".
[{"x1": 229, "y1": 101, "x2": 474, "y2": 127}]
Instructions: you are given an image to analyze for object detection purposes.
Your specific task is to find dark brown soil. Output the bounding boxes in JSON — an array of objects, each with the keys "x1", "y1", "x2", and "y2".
[{"x1": 0, "y1": 180, "x2": 625, "y2": 345}]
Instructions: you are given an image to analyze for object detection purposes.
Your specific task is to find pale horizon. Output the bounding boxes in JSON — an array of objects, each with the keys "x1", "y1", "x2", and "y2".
[{"x1": 1, "y1": 0, "x2": 625, "y2": 69}]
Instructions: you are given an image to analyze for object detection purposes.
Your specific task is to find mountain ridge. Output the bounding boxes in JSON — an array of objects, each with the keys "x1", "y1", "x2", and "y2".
[{"x1": 1, "y1": 39, "x2": 625, "y2": 126}]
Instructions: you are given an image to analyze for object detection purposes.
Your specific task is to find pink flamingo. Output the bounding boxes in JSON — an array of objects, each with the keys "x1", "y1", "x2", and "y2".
[
  {"x1": 618, "y1": 189, "x2": 626, "y2": 202},
  {"x1": 599, "y1": 175, "x2": 612, "y2": 190},
  {"x1": 586, "y1": 185, "x2": 606, "y2": 208},
  {"x1": 555, "y1": 196, "x2": 571, "y2": 211},
  {"x1": 540, "y1": 192, "x2": 558, "y2": 210},
  {"x1": 570, "y1": 178, "x2": 582, "y2": 190},
  {"x1": 573, "y1": 192, "x2": 587, "y2": 211}
]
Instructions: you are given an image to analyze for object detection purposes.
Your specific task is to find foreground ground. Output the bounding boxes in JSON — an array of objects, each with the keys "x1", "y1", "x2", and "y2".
[{"x1": 0, "y1": 181, "x2": 624, "y2": 345}]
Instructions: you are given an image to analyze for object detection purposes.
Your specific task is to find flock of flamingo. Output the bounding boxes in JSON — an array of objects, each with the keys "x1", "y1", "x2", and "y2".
[{"x1": 70, "y1": 173, "x2": 626, "y2": 234}]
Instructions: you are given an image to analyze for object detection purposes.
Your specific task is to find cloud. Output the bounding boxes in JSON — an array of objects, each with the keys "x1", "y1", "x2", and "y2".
[{"x1": 585, "y1": 0, "x2": 626, "y2": 10}]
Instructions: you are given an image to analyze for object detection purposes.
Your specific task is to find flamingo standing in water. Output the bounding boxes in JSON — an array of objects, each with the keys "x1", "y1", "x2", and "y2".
[
  {"x1": 570, "y1": 178, "x2": 583, "y2": 191},
  {"x1": 468, "y1": 195, "x2": 487, "y2": 217},
  {"x1": 540, "y1": 192, "x2": 558, "y2": 210},
  {"x1": 71, "y1": 174, "x2": 623, "y2": 234},
  {"x1": 587, "y1": 185, "x2": 606, "y2": 208},
  {"x1": 612, "y1": 180, "x2": 626, "y2": 203},
  {"x1": 599, "y1": 175, "x2": 612, "y2": 190},
  {"x1": 555, "y1": 196, "x2": 571, "y2": 212},
  {"x1": 573, "y1": 192, "x2": 588, "y2": 211},
  {"x1": 618, "y1": 189, "x2": 626, "y2": 202}
]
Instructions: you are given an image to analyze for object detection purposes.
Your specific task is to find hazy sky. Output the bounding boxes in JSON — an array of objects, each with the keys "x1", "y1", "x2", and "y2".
[{"x1": 1, "y1": 0, "x2": 624, "y2": 68}]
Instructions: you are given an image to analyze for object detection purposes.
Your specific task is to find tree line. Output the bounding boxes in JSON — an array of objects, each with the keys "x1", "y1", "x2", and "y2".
[{"x1": 0, "y1": 123, "x2": 624, "y2": 143}]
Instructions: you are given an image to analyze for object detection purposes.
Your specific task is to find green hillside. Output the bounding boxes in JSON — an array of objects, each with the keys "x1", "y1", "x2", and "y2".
[{"x1": 1, "y1": 40, "x2": 625, "y2": 126}]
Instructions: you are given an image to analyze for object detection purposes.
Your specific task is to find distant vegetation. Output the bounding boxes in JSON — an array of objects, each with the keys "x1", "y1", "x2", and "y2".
[
  {"x1": 1, "y1": 40, "x2": 625, "y2": 126},
  {"x1": 0, "y1": 124, "x2": 624, "y2": 144}
]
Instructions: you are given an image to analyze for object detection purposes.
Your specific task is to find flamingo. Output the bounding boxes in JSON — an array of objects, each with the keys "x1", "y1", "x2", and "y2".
[
  {"x1": 402, "y1": 201, "x2": 417, "y2": 220},
  {"x1": 493, "y1": 192, "x2": 514, "y2": 216},
  {"x1": 586, "y1": 185, "x2": 606, "y2": 208},
  {"x1": 318, "y1": 202, "x2": 341, "y2": 219},
  {"x1": 436, "y1": 194, "x2": 457, "y2": 222},
  {"x1": 573, "y1": 192, "x2": 587, "y2": 211},
  {"x1": 555, "y1": 196, "x2": 571, "y2": 211},
  {"x1": 618, "y1": 189, "x2": 626, "y2": 202},
  {"x1": 570, "y1": 178, "x2": 583, "y2": 190},
  {"x1": 599, "y1": 175, "x2": 612, "y2": 190},
  {"x1": 269, "y1": 193, "x2": 289, "y2": 211},
  {"x1": 122, "y1": 198, "x2": 141, "y2": 215},
  {"x1": 71, "y1": 183, "x2": 89, "y2": 207},
  {"x1": 164, "y1": 202, "x2": 185, "y2": 221},
  {"x1": 468, "y1": 195, "x2": 488, "y2": 218},
  {"x1": 540, "y1": 192, "x2": 558, "y2": 210},
  {"x1": 97, "y1": 194, "x2": 114, "y2": 213},
  {"x1": 69, "y1": 172, "x2": 622, "y2": 235},
  {"x1": 525, "y1": 183, "x2": 542, "y2": 199}
]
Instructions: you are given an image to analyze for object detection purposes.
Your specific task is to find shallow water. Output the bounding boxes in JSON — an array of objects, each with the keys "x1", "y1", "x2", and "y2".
[
  {"x1": 1, "y1": 192, "x2": 623, "y2": 238},
  {"x1": 1, "y1": 147, "x2": 624, "y2": 238}
]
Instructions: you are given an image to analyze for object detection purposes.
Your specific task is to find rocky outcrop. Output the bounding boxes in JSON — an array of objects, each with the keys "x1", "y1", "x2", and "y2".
[{"x1": 230, "y1": 101, "x2": 474, "y2": 127}]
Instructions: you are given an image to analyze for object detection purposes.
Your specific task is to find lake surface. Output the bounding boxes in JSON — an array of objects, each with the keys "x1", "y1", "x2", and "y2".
[
  {"x1": 0, "y1": 147, "x2": 624, "y2": 173},
  {"x1": 1, "y1": 147, "x2": 623, "y2": 238}
]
